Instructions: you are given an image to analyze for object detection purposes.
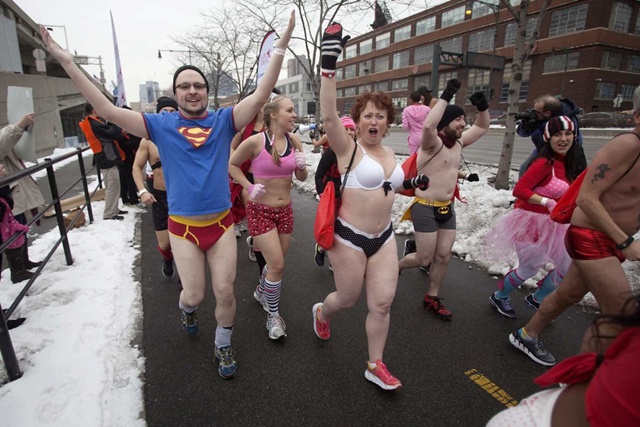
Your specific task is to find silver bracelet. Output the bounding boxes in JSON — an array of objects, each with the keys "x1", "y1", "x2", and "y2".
[{"x1": 273, "y1": 47, "x2": 286, "y2": 56}]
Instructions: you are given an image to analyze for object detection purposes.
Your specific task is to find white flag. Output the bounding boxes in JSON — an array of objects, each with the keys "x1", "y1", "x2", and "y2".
[
  {"x1": 110, "y1": 11, "x2": 127, "y2": 107},
  {"x1": 256, "y1": 30, "x2": 276, "y2": 85}
]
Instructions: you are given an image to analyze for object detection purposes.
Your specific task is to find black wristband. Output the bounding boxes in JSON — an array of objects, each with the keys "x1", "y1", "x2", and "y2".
[{"x1": 616, "y1": 236, "x2": 634, "y2": 250}]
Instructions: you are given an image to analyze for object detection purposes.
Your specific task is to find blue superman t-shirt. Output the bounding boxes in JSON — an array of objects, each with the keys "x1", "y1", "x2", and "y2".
[{"x1": 143, "y1": 108, "x2": 236, "y2": 216}]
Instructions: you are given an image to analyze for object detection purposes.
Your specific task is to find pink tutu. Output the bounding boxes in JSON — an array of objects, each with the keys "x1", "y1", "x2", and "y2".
[{"x1": 484, "y1": 208, "x2": 569, "y2": 268}]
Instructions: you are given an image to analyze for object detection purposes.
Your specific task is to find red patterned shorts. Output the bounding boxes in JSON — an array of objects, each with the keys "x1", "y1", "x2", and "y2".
[{"x1": 246, "y1": 201, "x2": 293, "y2": 237}]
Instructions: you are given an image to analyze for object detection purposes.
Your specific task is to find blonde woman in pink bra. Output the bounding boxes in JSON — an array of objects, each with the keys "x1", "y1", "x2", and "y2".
[
  {"x1": 229, "y1": 95, "x2": 308, "y2": 340},
  {"x1": 485, "y1": 116, "x2": 587, "y2": 335}
]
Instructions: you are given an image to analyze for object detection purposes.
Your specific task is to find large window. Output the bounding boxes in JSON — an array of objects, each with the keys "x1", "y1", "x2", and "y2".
[
  {"x1": 636, "y1": 13, "x2": 640, "y2": 35},
  {"x1": 414, "y1": 45, "x2": 434, "y2": 65},
  {"x1": 504, "y1": 18, "x2": 537, "y2": 46},
  {"x1": 391, "y1": 79, "x2": 408, "y2": 91},
  {"x1": 359, "y1": 60, "x2": 371, "y2": 76},
  {"x1": 360, "y1": 39, "x2": 372, "y2": 55},
  {"x1": 469, "y1": 0, "x2": 499, "y2": 19},
  {"x1": 621, "y1": 84, "x2": 638, "y2": 100},
  {"x1": 549, "y1": 4, "x2": 588, "y2": 37},
  {"x1": 376, "y1": 32, "x2": 390, "y2": 49},
  {"x1": 393, "y1": 51, "x2": 410, "y2": 69},
  {"x1": 415, "y1": 16, "x2": 436, "y2": 36},
  {"x1": 595, "y1": 81, "x2": 616, "y2": 99},
  {"x1": 500, "y1": 60, "x2": 531, "y2": 102},
  {"x1": 375, "y1": 81, "x2": 389, "y2": 92},
  {"x1": 442, "y1": 6, "x2": 466, "y2": 28},
  {"x1": 627, "y1": 55, "x2": 640, "y2": 73},
  {"x1": 344, "y1": 64, "x2": 356, "y2": 79},
  {"x1": 437, "y1": 71, "x2": 458, "y2": 98},
  {"x1": 336, "y1": 88, "x2": 344, "y2": 98},
  {"x1": 468, "y1": 29, "x2": 495, "y2": 53},
  {"x1": 414, "y1": 75, "x2": 431, "y2": 90},
  {"x1": 467, "y1": 69, "x2": 490, "y2": 95},
  {"x1": 335, "y1": 68, "x2": 343, "y2": 81},
  {"x1": 440, "y1": 36, "x2": 463, "y2": 53},
  {"x1": 543, "y1": 52, "x2": 579, "y2": 73},
  {"x1": 601, "y1": 51, "x2": 623, "y2": 71},
  {"x1": 288, "y1": 82, "x2": 298, "y2": 93},
  {"x1": 344, "y1": 44, "x2": 357, "y2": 60},
  {"x1": 344, "y1": 86, "x2": 356, "y2": 97},
  {"x1": 394, "y1": 25, "x2": 411, "y2": 43},
  {"x1": 374, "y1": 56, "x2": 389, "y2": 73},
  {"x1": 609, "y1": 1, "x2": 632, "y2": 32},
  {"x1": 393, "y1": 97, "x2": 408, "y2": 109}
]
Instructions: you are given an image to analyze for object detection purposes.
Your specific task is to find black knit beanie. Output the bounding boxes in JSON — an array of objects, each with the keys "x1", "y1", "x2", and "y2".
[
  {"x1": 172, "y1": 65, "x2": 209, "y2": 94},
  {"x1": 437, "y1": 105, "x2": 466, "y2": 131},
  {"x1": 156, "y1": 96, "x2": 178, "y2": 113}
]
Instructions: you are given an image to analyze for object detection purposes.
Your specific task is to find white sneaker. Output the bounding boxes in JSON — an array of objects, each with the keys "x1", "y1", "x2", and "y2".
[
  {"x1": 247, "y1": 236, "x2": 257, "y2": 262},
  {"x1": 267, "y1": 314, "x2": 287, "y2": 340},
  {"x1": 234, "y1": 224, "x2": 242, "y2": 238},
  {"x1": 253, "y1": 286, "x2": 268, "y2": 312}
]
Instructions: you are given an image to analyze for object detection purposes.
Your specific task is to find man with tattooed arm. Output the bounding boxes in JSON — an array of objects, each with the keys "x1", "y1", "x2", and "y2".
[{"x1": 509, "y1": 86, "x2": 640, "y2": 366}]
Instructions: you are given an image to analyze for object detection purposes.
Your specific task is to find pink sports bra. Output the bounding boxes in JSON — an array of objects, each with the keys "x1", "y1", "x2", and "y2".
[
  {"x1": 343, "y1": 144, "x2": 404, "y2": 191},
  {"x1": 537, "y1": 162, "x2": 569, "y2": 200},
  {"x1": 251, "y1": 132, "x2": 297, "y2": 179}
]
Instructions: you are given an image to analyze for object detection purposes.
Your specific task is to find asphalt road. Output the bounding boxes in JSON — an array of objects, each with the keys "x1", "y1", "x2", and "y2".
[{"x1": 140, "y1": 189, "x2": 596, "y2": 427}]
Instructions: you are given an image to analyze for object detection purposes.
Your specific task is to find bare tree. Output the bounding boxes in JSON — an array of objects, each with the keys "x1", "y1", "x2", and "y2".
[
  {"x1": 494, "y1": 0, "x2": 552, "y2": 190},
  {"x1": 173, "y1": 5, "x2": 263, "y2": 109}
]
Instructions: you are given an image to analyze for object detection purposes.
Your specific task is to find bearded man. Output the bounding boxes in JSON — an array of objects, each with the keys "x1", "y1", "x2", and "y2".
[{"x1": 398, "y1": 79, "x2": 489, "y2": 320}]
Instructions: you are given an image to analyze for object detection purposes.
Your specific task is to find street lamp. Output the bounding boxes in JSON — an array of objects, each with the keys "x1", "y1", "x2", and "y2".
[
  {"x1": 158, "y1": 49, "x2": 193, "y2": 64},
  {"x1": 44, "y1": 24, "x2": 69, "y2": 50},
  {"x1": 465, "y1": 0, "x2": 500, "y2": 99}
]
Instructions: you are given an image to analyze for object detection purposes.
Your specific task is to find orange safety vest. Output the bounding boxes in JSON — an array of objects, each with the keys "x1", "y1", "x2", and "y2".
[{"x1": 78, "y1": 115, "x2": 125, "y2": 159}]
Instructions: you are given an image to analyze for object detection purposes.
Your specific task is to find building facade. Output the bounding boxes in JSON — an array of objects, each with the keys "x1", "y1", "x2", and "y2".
[
  {"x1": 138, "y1": 81, "x2": 161, "y2": 112},
  {"x1": 276, "y1": 56, "x2": 316, "y2": 120},
  {"x1": 335, "y1": 0, "x2": 640, "y2": 120}
]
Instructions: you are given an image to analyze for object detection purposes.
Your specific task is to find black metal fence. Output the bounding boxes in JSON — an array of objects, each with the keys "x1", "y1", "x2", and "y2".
[{"x1": 0, "y1": 146, "x2": 100, "y2": 382}]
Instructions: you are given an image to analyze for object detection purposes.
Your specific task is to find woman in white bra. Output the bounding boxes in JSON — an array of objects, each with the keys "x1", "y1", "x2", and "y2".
[{"x1": 311, "y1": 22, "x2": 428, "y2": 391}]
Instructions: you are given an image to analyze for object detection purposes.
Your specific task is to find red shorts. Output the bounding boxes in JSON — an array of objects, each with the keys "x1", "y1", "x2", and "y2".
[
  {"x1": 565, "y1": 225, "x2": 625, "y2": 263},
  {"x1": 246, "y1": 201, "x2": 293, "y2": 237},
  {"x1": 168, "y1": 210, "x2": 233, "y2": 252}
]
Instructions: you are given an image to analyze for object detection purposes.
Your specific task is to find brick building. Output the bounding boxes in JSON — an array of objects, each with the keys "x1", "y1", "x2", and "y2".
[{"x1": 335, "y1": 0, "x2": 640, "y2": 121}]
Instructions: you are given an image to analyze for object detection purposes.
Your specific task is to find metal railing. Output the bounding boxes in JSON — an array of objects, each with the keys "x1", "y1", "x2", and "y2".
[{"x1": 0, "y1": 146, "x2": 100, "y2": 382}]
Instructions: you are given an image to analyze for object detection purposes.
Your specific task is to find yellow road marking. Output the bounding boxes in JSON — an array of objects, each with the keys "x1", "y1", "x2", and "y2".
[{"x1": 465, "y1": 369, "x2": 519, "y2": 408}]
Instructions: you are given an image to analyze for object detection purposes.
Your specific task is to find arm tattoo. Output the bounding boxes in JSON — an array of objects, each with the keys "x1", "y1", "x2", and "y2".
[{"x1": 591, "y1": 163, "x2": 610, "y2": 184}]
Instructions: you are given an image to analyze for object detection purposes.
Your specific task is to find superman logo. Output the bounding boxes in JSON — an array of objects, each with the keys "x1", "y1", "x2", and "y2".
[{"x1": 177, "y1": 126, "x2": 212, "y2": 148}]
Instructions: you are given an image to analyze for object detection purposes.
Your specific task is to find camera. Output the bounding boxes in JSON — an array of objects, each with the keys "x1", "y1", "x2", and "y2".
[{"x1": 514, "y1": 108, "x2": 537, "y2": 122}]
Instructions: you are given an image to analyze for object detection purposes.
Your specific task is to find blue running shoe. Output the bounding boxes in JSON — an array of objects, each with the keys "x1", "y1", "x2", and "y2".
[
  {"x1": 215, "y1": 345, "x2": 238, "y2": 379},
  {"x1": 181, "y1": 310, "x2": 198, "y2": 335}
]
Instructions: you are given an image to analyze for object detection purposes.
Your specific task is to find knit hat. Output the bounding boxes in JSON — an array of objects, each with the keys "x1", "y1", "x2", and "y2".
[
  {"x1": 172, "y1": 65, "x2": 209, "y2": 94},
  {"x1": 544, "y1": 115, "x2": 574, "y2": 142},
  {"x1": 156, "y1": 96, "x2": 178, "y2": 113},
  {"x1": 340, "y1": 115, "x2": 356, "y2": 130},
  {"x1": 437, "y1": 105, "x2": 466, "y2": 131}
]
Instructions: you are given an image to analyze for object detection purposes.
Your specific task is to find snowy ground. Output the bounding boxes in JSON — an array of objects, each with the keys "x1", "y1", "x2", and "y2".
[{"x1": 1, "y1": 145, "x2": 638, "y2": 426}]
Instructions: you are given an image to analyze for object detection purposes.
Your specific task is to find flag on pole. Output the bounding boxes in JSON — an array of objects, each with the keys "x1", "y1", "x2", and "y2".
[
  {"x1": 256, "y1": 30, "x2": 276, "y2": 85},
  {"x1": 110, "y1": 11, "x2": 127, "y2": 107}
]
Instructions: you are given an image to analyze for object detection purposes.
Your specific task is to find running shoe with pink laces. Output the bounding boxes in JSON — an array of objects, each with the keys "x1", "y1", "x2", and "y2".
[
  {"x1": 365, "y1": 360, "x2": 402, "y2": 390},
  {"x1": 312, "y1": 303, "x2": 330, "y2": 340}
]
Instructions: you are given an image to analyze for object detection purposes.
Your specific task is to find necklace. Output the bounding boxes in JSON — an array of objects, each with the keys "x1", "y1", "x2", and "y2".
[{"x1": 266, "y1": 132, "x2": 288, "y2": 156}]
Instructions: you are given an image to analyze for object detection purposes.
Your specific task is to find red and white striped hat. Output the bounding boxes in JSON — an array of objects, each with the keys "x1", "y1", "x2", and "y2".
[{"x1": 543, "y1": 115, "x2": 574, "y2": 142}]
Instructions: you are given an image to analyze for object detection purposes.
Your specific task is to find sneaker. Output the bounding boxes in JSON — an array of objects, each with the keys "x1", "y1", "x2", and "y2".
[
  {"x1": 253, "y1": 286, "x2": 268, "y2": 312},
  {"x1": 247, "y1": 236, "x2": 257, "y2": 262},
  {"x1": 422, "y1": 295, "x2": 452, "y2": 320},
  {"x1": 267, "y1": 314, "x2": 287, "y2": 340},
  {"x1": 312, "y1": 303, "x2": 331, "y2": 340},
  {"x1": 162, "y1": 258, "x2": 175, "y2": 279},
  {"x1": 181, "y1": 310, "x2": 198, "y2": 335},
  {"x1": 118, "y1": 209, "x2": 129, "y2": 215},
  {"x1": 214, "y1": 345, "x2": 238, "y2": 379},
  {"x1": 234, "y1": 223, "x2": 242, "y2": 238},
  {"x1": 314, "y1": 243, "x2": 326, "y2": 267},
  {"x1": 403, "y1": 239, "x2": 416, "y2": 257},
  {"x1": 524, "y1": 294, "x2": 541, "y2": 310},
  {"x1": 106, "y1": 215, "x2": 124, "y2": 221},
  {"x1": 489, "y1": 293, "x2": 517, "y2": 319},
  {"x1": 509, "y1": 328, "x2": 556, "y2": 366},
  {"x1": 364, "y1": 360, "x2": 402, "y2": 390},
  {"x1": 419, "y1": 264, "x2": 431, "y2": 274}
]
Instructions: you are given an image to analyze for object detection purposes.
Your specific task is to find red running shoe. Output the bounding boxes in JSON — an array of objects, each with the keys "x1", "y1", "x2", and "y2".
[
  {"x1": 423, "y1": 295, "x2": 452, "y2": 320},
  {"x1": 365, "y1": 360, "x2": 402, "y2": 390},
  {"x1": 312, "y1": 303, "x2": 330, "y2": 340}
]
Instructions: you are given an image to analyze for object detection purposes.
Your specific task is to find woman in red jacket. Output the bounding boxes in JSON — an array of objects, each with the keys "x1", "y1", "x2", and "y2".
[{"x1": 485, "y1": 116, "x2": 587, "y2": 322}]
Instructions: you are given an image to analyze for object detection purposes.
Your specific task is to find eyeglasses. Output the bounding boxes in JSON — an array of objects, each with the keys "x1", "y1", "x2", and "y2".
[{"x1": 175, "y1": 82, "x2": 207, "y2": 91}]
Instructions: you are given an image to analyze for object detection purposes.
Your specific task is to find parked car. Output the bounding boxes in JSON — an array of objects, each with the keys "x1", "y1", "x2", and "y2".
[{"x1": 578, "y1": 111, "x2": 634, "y2": 128}]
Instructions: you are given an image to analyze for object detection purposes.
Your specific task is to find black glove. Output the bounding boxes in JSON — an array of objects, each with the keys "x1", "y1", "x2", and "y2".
[
  {"x1": 466, "y1": 173, "x2": 479, "y2": 182},
  {"x1": 403, "y1": 174, "x2": 429, "y2": 191},
  {"x1": 520, "y1": 117, "x2": 538, "y2": 133},
  {"x1": 440, "y1": 79, "x2": 461, "y2": 103},
  {"x1": 469, "y1": 91, "x2": 489, "y2": 112},
  {"x1": 321, "y1": 22, "x2": 351, "y2": 75}
]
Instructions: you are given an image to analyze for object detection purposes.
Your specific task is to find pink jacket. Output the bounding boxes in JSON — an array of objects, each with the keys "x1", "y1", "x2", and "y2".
[{"x1": 402, "y1": 104, "x2": 430, "y2": 154}]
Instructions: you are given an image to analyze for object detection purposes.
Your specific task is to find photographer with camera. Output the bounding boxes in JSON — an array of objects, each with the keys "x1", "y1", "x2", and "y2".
[{"x1": 517, "y1": 94, "x2": 583, "y2": 178}]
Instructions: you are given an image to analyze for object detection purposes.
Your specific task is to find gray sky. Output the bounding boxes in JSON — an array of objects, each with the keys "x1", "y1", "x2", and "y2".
[{"x1": 16, "y1": 0, "x2": 435, "y2": 103}]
